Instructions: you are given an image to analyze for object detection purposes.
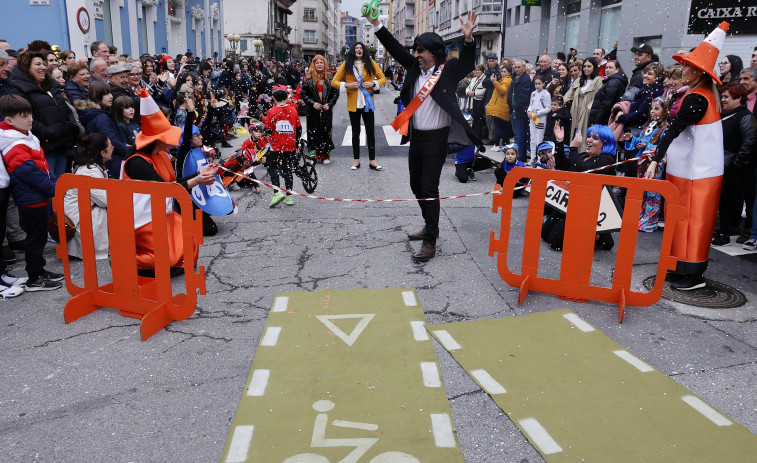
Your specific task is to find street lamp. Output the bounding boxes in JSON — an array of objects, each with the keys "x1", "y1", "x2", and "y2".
[
  {"x1": 227, "y1": 33, "x2": 241, "y2": 59},
  {"x1": 253, "y1": 39, "x2": 263, "y2": 59}
]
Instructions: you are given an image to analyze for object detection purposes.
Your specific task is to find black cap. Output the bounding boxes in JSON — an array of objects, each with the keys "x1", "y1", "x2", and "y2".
[
  {"x1": 631, "y1": 43, "x2": 654, "y2": 55},
  {"x1": 487, "y1": 54, "x2": 497, "y2": 60}
]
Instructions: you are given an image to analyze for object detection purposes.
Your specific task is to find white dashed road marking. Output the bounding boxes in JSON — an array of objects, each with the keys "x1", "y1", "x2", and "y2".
[
  {"x1": 519, "y1": 418, "x2": 563, "y2": 455},
  {"x1": 226, "y1": 425, "x2": 254, "y2": 463},
  {"x1": 430, "y1": 413, "x2": 457, "y2": 448},
  {"x1": 246, "y1": 369, "x2": 270, "y2": 397},
  {"x1": 470, "y1": 369, "x2": 507, "y2": 394},
  {"x1": 682, "y1": 395, "x2": 733, "y2": 426},
  {"x1": 613, "y1": 350, "x2": 653, "y2": 373},
  {"x1": 562, "y1": 313, "x2": 595, "y2": 332},
  {"x1": 433, "y1": 330, "x2": 462, "y2": 351}
]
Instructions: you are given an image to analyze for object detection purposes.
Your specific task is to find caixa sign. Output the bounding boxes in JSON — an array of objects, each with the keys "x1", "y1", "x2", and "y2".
[{"x1": 688, "y1": 0, "x2": 757, "y2": 34}]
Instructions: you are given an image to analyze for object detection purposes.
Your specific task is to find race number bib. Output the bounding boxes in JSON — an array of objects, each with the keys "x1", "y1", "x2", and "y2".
[{"x1": 275, "y1": 119, "x2": 295, "y2": 134}]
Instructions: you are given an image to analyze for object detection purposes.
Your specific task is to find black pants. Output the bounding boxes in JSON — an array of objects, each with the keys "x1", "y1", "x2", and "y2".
[
  {"x1": 348, "y1": 109, "x2": 376, "y2": 161},
  {"x1": 409, "y1": 127, "x2": 449, "y2": 245},
  {"x1": 18, "y1": 205, "x2": 47, "y2": 281},
  {"x1": 0, "y1": 188, "x2": 9, "y2": 275},
  {"x1": 719, "y1": 165, "x2": 755, "y2": 233},
  {"x1": 455, "y1": 158, "x2": 493, "y2": 183},
  {"x1": 268, "y1": 150, "x2": 295, "y2": 194}
]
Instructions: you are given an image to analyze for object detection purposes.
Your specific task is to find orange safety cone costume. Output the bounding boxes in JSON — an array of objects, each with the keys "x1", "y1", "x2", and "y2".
[
  {"x1": 665, "y1": 22, "x2": 728, "y2": 277},
  {"x1": 123, "y1": 89, "x2": 197, "y2": 271}
]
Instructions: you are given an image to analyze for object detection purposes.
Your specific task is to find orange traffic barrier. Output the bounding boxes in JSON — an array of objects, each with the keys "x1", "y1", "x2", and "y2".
[
  {"x1": 52, "y1": 174, "x2": 206, "y2": 340},
  {"x1": 489, "y1": 167, "x2": 684, "y2": 322}
]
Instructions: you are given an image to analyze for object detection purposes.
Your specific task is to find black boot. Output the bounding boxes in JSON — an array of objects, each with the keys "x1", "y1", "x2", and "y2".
[{"x1": 671, "y1": 274, "x2": 706, "y2": 291}]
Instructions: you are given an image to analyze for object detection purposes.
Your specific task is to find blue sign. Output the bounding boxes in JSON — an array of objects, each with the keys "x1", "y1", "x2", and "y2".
[{"x1": 183, "y1": 147, "x2": 235, "y2": 216}]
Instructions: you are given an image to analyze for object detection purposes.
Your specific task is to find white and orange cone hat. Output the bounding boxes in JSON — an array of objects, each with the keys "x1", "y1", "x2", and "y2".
[
  {"x1": 673, "y1": 21, "x2": 729, "y2": 86},
  {"x1": 135, "y1": 88, "x2": 182, "y2": 150}
]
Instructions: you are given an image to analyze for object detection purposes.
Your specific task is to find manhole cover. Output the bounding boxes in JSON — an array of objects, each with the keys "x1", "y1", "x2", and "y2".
[{"x1": 643, "y1": 276, "x2": 747, "y2": 309}]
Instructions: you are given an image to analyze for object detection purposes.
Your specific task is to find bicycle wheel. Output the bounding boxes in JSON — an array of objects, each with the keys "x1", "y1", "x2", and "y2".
[{"x1": 301, "y1": 157, "x2": 318, "y2": 193}]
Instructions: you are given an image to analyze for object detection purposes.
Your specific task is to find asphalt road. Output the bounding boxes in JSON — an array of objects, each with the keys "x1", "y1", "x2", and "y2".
[{"x1": 1, "y1": 87, "x2": 756, "y2": 462}]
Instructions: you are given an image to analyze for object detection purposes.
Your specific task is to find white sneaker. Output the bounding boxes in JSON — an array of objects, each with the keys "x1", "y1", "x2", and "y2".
[
  {"x1": 323, "y1": 159, "x2": 331, "y2": 164},
  {"x1": 743, "y1": 239, "x2": 757, "y2": 251},
  {"x1": 1, "y1": 271, "x2": 27, "y2": 287},
  {"x1": 0, "y1": 283, "x2": 24, "y2": 298},
  {"x1": 228, "y1": 182, "x2": 241, "y2": 191}
]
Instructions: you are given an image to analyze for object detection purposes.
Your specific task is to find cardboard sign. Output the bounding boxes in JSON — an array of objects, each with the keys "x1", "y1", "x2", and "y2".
[{"x1": 541, "y1": 180, "x2": 623, "y2": 232}]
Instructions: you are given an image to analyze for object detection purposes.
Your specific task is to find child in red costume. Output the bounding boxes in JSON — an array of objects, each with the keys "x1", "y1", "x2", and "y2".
[
  {"x1": 224, "y1": 121, "x2": 268, "y2": 193},
  {"x1": 264, "y1": 88, "x2": 301, "y2": 207}
]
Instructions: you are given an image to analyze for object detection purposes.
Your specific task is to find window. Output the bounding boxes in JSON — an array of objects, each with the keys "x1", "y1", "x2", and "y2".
[
  {"x1": 304, "y1": 8, "x2": 317, "y2": 21},
  {"x1": 598, "y1": 5, "x2": 621, "y2": 52},
  {"x1": 524, "y1": 5, "x2": 530, "y2": 24},
  {"x1": 304, "y1": 30, "x2": 317, "y2": 43},
  {"x1": 240, "y1": 39, "x2": 248, "y2": 51},
  {"x1": 564, "y1": 14, "x2": 580, "y2": 51},
  {"x1": 473, "y1": 0, "x2": 502, "y2": 12},
  {"x1": 440, "y1": 0, "x2": 451, "y2": 29},
  {"x1": 566, "y1": 0, "x2": 581, "y2": 15},
  {"x1": 514, "y1": 6, "x2": 520, "y2": 26}
]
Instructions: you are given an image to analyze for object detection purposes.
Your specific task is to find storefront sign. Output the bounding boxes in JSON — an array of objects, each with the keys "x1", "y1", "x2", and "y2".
[
  {"x1": 521, "y1": 0, "x2": 541, "y2": 5},
  {"x1": 688, "y1": 0, "x2": 757, "y2": 34}
]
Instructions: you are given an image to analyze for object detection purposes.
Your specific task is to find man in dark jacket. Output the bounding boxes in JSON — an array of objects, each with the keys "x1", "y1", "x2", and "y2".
[
  {"x1": 108, "y1": 64, "x2": 140, "y2": 117},
  {"x1": 534, "y1": 55, "x2": 558, "y2": 84},
  {"x1": 625, "y1": 43, "x2": 655, "y2": 96},
  {"x1": 508, "y1": 59, "x2": 535, "y2": 162},
  {"x1": 588, "y1": 68, "x2": 628, "y2": 126},
  {"x1": 367, "y1": 10, "x2": 481, "y2": 262}
]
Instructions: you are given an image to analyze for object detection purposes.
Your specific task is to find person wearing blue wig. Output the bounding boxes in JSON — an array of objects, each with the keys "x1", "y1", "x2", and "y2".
[{"x1": 540, "y1": 122, "x2": 617, "y2": 251}]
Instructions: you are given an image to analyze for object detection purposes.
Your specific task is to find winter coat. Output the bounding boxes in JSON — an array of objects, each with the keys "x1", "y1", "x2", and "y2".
[
  {"x1": 588, "y1": 72, "x2": 628, "y2": 126},
  {"x1": 486, "y1": 76, "x2": 511, "y2": 121},
  {"x1": 0, "y1": 121, "x2": 56, "y2": 207},
  {"x1": 616, "y1": 81, "x2": 665, "y2": 129},
  {"x1": 77, "y1": 105, "x2": 129, "y2": 158},
  {"x1": 7, "y1": 67, "x2": 78, "y2": 154},
  {"x1": 564, "y1": 76, "x2": 604, "y2": 151},
  {"x1": 301, "y1": 78, "x2": 340, "y2": 152},
  {"x1": 721, "y1": 105, "x2": 756, "y2": 169},
  {"x1": 544, "y1": 107, "x2": 572, "y2": 143},
  {"x1": 331, "y1": 59, "x2": 386, "y2": 112},
  {"x1": 64, "y1": 163, "x2": 109, "y2": 260},
  {"x1": 507, "y1": 71, "x2": 535, "y2": 115},
  {"x1": 64, "y1": 80, "x2": 89, "y2": 103}
]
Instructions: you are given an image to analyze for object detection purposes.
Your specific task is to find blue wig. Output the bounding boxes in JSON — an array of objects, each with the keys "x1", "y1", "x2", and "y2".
[{"x1": 586, "y1": 125, "x2": 616, "y2": 156}]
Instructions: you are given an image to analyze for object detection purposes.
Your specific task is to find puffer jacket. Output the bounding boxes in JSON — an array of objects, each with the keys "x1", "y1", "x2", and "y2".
[
  {"x1": 0, "y1": 121, "x2": 56, "y2": 206},
  {"x1": 64, "y1": 79, "x2": 89, "y2": 103},
  {"x1": 588, "y1": 72, "x2": 628, "y2": 126},
  {"x1": 486, "y1": 76, "x2": 511, "y2": 121},
  {"x1": 616, "y1": 81, "x2": 664, "y2": 129},
  {"x1": 76, "y1": 103, "x2": 129, "y2": 158},
  {"x1": 721, "y1": 105, "x2": 756, "y2": 169},
  {"x1": 7, "y1": 66, "x2": 78, "y2": 154}
]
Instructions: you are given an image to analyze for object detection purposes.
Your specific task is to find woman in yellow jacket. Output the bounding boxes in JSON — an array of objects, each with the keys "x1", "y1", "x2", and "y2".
[
  {"x1": 485, "y1": 63, "x2": 512, "y2": 151},
  {"x1": 331, "y1": 42, "x2": 386, "y2": 170}
]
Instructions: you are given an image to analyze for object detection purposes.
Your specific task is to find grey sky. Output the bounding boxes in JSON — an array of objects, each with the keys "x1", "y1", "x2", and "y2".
[{"x1": 341, "y1": 0, "x2": 365, "y2": 19}]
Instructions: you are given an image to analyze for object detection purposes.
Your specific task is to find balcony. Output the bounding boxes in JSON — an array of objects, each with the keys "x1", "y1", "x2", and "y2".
[{"x1": 303, "y1": 16, "x2": 318, "y2": 22}]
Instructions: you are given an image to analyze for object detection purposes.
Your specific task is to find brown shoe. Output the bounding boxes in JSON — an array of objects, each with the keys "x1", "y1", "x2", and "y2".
[
  {"x1": 407, "y1": 228, "x2": 439, "y2": 241},
  {"x1": 412, "y1": 244, "x2": 436, "y2": 262},
  {"x1": 407, "y1": 228, "x2": 426, "y2": 240}
]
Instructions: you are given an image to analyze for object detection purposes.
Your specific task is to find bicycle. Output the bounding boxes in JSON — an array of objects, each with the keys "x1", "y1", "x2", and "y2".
[{"x1": 294, "y1": 138, "x2": 318, "y2": 194}]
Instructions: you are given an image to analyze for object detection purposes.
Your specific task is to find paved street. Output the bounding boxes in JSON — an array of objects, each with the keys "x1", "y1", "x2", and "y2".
[{"x1": 1, "y1": 88, "x2": 756, "y2": 462}]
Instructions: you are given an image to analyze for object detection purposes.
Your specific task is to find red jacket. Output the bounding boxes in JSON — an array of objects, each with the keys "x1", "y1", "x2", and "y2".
[
  {"x1": 0, "y1": 121, "x2": 55, "y2": 207},
  {"x1": 263, "y1": 103, "x2": 300, "y2": 152}
]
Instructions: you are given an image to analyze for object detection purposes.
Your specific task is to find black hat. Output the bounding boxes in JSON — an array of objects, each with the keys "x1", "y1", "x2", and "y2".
[
  {"x1": 6, "y1": 49, "x2": 19, "y2": 58},
  {"x1": 487, "y1": 54, "x2": 498, "y2": 60},
  {"x1": 631, "y1": 43, "x2": 654, "y2": 55}
]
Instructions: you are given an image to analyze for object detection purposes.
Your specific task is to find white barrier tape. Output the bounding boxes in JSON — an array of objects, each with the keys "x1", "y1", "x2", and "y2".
[{"x1": 220, "y1": 154, "x2": 647, "y2": 203}]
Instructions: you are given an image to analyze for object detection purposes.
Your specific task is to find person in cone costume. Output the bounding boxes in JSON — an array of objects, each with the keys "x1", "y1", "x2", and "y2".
[
  {"x1": 123, "y1": 89, "x2": 218, "y2": 276},
  {"x1": 644, "y1": 22, "x2": 729, "y2": 290}
]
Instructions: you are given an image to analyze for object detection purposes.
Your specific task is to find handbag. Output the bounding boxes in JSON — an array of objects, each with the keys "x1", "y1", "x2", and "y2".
[{"x1": 47, "y1": 212, "x2": 76, "y2": 243}]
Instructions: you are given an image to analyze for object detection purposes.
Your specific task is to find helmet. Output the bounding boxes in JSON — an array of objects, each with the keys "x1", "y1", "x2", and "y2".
[{"x1": 249, "y1": 120, "x2": 265, "y2": 132}]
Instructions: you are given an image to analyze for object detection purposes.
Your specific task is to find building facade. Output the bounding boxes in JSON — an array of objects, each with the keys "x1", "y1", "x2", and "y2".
[
  {"x1": 223, "y1": 0, "x2": 296, "y2": 61},
  {"x1": 340, "y1": 12, "x2": 359, "y2": 58},
  {"x1": 287, "y1": 0, "x2": 340, "y2": 61},
  {"x1": 1, "y1": 0, "x2": 223, "y2": 59},
  {"x1": 391, "y1": 0, "x2": 414, "y2": 48}
]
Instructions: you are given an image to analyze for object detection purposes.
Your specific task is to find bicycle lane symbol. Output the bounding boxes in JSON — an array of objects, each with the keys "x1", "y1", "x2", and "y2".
[{"x1": 282, "y1": 399, "x2": 420, "y2": 463}]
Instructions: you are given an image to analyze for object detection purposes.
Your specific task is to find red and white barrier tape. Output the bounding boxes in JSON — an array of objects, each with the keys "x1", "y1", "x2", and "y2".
[{"x1": 219, "y1": 154, "x2": 647, "y2": 202}]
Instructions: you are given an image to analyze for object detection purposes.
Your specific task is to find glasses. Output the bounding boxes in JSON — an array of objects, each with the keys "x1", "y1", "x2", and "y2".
[
  {"x1": 719, "y1": 61, "x2": 729, "y2": 66},
  {"x1": 129, "y1": 72, "x2": 141, "y2": 76},
  {"x1": 415, "y1": 46, "x2": 426, "y2": 53}
]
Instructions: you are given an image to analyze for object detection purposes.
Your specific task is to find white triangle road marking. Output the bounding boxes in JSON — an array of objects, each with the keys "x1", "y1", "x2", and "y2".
[{"x1": 315, "y1": 314, "x2": 375, "y2": 347}]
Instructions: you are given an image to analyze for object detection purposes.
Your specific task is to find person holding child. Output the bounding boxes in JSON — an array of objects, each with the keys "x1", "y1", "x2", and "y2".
[
  {"x1": 0, "y1": 94, "x2": 64, "y2": 291},
  {"x1": 265, "y1": 87, "x2": 302, "y2": 207}
]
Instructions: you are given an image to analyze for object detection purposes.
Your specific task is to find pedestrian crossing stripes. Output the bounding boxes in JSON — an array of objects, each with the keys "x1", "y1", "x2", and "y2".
[{"x1": 340, "y1": 124, "x2": 404, "y2": 147}]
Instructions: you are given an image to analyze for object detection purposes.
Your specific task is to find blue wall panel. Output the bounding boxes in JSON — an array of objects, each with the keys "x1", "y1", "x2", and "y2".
[{"x1": 1, "y1": 3, "x2": 70, "y2": 51}]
